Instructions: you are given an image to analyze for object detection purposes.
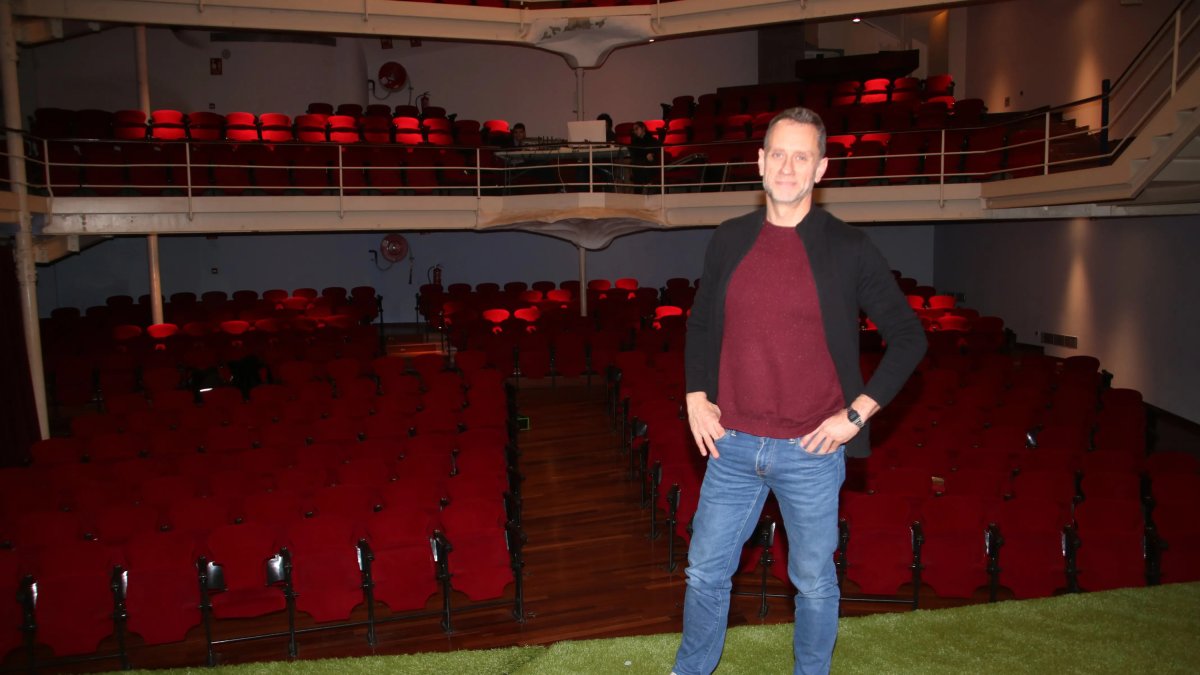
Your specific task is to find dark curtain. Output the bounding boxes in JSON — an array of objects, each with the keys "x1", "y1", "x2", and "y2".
[{"x1": 0, "y1": 241, "x2": 41, "y2": 466}]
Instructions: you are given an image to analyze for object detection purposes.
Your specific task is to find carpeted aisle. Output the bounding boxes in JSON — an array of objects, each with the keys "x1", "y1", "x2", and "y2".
[{"x1": 122, "y1": 583, "x2": 1200, "y2": 674}]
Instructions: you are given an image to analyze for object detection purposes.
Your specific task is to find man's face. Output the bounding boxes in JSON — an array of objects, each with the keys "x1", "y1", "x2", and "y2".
[
  {"x1": 513, "y1": 127, "x2": 526, "y2": 143},
  {"x1": 757, "y1": 119, "x2": 828, "y2": 208}
]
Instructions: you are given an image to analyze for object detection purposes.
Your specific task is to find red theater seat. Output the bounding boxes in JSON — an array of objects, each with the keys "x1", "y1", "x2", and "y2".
[
  {"x1": 203, "y1": 523, "x2": 287, "y2": 619},
  {"x1": 149, "y1": 109, "x2": 187, "y2": 140},
  {"x1": 224, "y1": 112, "x2": 258, "y2": 141},
  {"x1": 123, "y1": 531, "x2": 202, "y2": 645},
  {"x1": 187, "y1": 111, "x2": 224, "y2": 141},
  {"x1": 259, "y1": 113, "x2": 294, "y2": 142},
  {"x1": 284, "y1": 515, "x2": 368, "y2": 622},
  {"x1": 113, "y1": 109, "x2": 147, "y2": 140}
]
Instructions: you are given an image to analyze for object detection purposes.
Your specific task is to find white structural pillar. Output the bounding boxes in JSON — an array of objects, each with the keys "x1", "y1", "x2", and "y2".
[
  {"x1": 578, "y1": 245, "x2": 587, "y2": 317},
  {"x1": 573, "y1": 68, "x2": 586, "y2": 317},
  {"x1": 135, "y1": 25, "x2": 164, "y2": 324},
  {"x1": 575, "y1": 67, "x2": 585, "y2": 121},
  {"x1": 1, "y1": 0, "x2": 49, "y2": 438},
  {"x1": 136, "y1": 26, "x2": 150, "y2": 114},
  {"x1": 147, "y1": 233, "x2": 162, "y2": 321}
]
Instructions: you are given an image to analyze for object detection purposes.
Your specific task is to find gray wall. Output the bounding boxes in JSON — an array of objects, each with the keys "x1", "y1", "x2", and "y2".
[
  {"x1": 962, "y1": 0, "x2": 1175, "y2": 113},
  {"x1": 934, "y1": 216, "x2": 1200, "y2": 422}
]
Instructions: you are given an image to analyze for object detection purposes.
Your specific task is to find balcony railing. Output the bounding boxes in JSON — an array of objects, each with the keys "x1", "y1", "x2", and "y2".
[{"x1": 1, "y1": 121, "x2": 1103, "y2": 202}]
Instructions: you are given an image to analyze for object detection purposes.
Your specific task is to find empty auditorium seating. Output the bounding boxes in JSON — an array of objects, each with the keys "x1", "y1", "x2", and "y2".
[
  {"x1": 839, "y1": 492, "x2": 918, "y2": 597},
  {"x1": 31, "y1": 88, "x2": 1074, "y2": 196},
  {"x1": 1072, "y1": 497, "x2": 1151, "y2": 591}
]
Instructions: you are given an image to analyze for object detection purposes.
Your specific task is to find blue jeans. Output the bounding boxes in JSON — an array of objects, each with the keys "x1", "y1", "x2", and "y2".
[{"x1": 672, "y1": 429, "x2": 846, "y2": 675}]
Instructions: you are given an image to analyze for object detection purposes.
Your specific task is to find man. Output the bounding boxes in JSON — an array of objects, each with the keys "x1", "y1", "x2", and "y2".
[
  {"x1": 502, "y1": 122, "x2": 538, "y2": 192},
  {"x1": 506, "y1": 122, "x2": 528, "y2": 147},
  {"x1": 671, "y1": 107, "x2": 925, "y2": 675}
]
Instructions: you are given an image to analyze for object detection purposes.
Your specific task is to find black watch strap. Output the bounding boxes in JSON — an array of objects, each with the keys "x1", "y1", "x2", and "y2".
[{"x1": 846, "y1": 408, "x2": 864, "y2": 429}]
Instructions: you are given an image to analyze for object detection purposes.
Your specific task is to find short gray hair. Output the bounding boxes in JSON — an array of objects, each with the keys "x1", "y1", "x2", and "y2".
[{"x1": 764, "y1": 107, "x2": 827, "y2": 158}]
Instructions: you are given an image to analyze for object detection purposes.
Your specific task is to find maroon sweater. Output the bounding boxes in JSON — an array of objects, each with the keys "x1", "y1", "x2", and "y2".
[{"x1": 716, "y1": 221, "x2": 845, "y2": 438}]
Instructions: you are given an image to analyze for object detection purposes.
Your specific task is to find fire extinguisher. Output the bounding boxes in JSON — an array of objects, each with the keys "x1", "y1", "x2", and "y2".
[{"x1": 428, "y1": 264, "x2": 443, "y2": 286}]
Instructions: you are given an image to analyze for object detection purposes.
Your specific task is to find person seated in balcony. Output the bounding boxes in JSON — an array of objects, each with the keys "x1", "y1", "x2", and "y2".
[
  {"x1": 597, "y1": 113, "x2": 616, "y2": 143},
  {"x1": 505, "y1": 122, "x2": 529, "y2": 148},
  {"x1": 503, "y1": 122, "x2": 551, "y2": 192}
]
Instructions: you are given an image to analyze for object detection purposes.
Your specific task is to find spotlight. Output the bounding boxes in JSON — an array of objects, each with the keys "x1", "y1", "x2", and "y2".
[{"x1": 852, "y1": 16, "x2": 862, "y2": 23}]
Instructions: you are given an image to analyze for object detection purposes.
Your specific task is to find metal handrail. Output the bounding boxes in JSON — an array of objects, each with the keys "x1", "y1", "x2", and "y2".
[
  {"x1": 1108, "y1": 1, "x2": 1198, "y2": 137},
  {"x1": 1111, "y1": 0, "x2": 1192, "y2": 89}
]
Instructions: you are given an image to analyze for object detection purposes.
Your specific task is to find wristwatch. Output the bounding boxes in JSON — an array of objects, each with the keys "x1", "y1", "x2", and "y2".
[{"x1": 846, "y1": 408, "x2": 864, "y2": 429}]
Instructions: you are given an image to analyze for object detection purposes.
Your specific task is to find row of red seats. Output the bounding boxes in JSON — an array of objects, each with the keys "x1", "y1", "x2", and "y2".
[
  {"x1": 37, "y1": 140, "x2": 493, "y2": 197},
  {"x1": 449, "y1": 304, "x2": 686, "y2": 363},
  {"x1": 301, "y1": 101, "x2": 447, "y2": 119},
  {"x1": 433, "y1": 277, "x2": 676, "y2": 295},
  {"x1": 52, "y1": 352, "x2": 509, "y2": 435},
  {"x1": 34, "y1": 108, "x2": 520, "y2": 148},
  {"x1": 636, "y1": 378, "x2": 1198, "y2": 602},
  {"x1": 41, "y1": 291, "x2": 381, "y2": 385},
  {"x1": 420, "y1": 278, "x2": 694, "y2": 316},
  {"x1": 53, "y1": 389, "x2": 509, "y2": 458},
  {"x1": 44, "y1": 286, "x2": 378, "y2": 326},
  {"x1": 0, "y1": 498, "x2": 519, "y2": 663},
  {"x1": 34, "y1": 105, "x2": 455, "y2": 138},
  {"x1": 862, "y1": 455, "x2": 1198, "y2": 507},
  {"x1": 7, "y1": 431, "x2": 514, "y2": 550},
  {"x1": 609, "y1": 268, "x2": 1186, "y2": 600},
  {"x1": 3, "y1": 381, "x2": 519, "y2": 665},
  {"x1": 437, "y1": 277, "x2": 995, "y2": 388},
  {"x1": 836, "y1": 487, "x2": 1197, "y2": 601},
  {"x1": 46, "y1": 305, "x2": 377, "y2": 346},
  {"x1": 827, "y1": 124, "x2": 1070, "y2": 181},
  {"x1": 33, "y1": 122, "x2": 1064, "y2": 197},
  {"x1": 42, "y1": 319, "x2": 381, "y2": 408},
  {"x1": 873, "y1": 354, "x2": 1145, "y2": 457},
  {"x1": 442, "y1": 292, "x2": 670, "y2": 334},
  {"x1": 35, "y1": 360, "x2": 512, "y2": 469},
  {"x1": 661, "y1": 75, "x2": 956, "y2": 121},
  {"x1": 832, "y1": 350, "x2": 1170, "y2": 596},
  {"x1": 58, "y1": 310, "x2": 374, "y2": 355},
  {"x1": 638, "y1": 98, "x2": 982, "y2": 148},
  {"x1": 656, "y1": 122, "x2": 1068, "y2": 191},
  {"x1": 42, "y1": 289, "x2": 378, "y2": 340},
  {"x1": 451, "y1": 319, "x2": 688, "y2": 383}
]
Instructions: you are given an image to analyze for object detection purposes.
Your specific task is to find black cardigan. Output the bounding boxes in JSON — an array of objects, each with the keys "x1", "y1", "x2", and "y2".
[{"x1": 684, "y1": 206, "x2": 926, "y2": 458}]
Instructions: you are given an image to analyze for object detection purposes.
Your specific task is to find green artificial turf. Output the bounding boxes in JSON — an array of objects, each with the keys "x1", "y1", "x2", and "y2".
[
  {"x1": 832, "y1": 583, "x2": 1200, "y2": 675},
  {"x1": 121, "y1": 583, "x2": 1200, "y2": 674}
]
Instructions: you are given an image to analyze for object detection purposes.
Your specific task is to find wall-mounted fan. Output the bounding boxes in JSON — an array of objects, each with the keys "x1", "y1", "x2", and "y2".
[
  {"x1": 377, "y1": 61, "x2": 409, "y2": 91},
  {"x1": 380, "y1": 233, "x2": 409, "y2": 262}
]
